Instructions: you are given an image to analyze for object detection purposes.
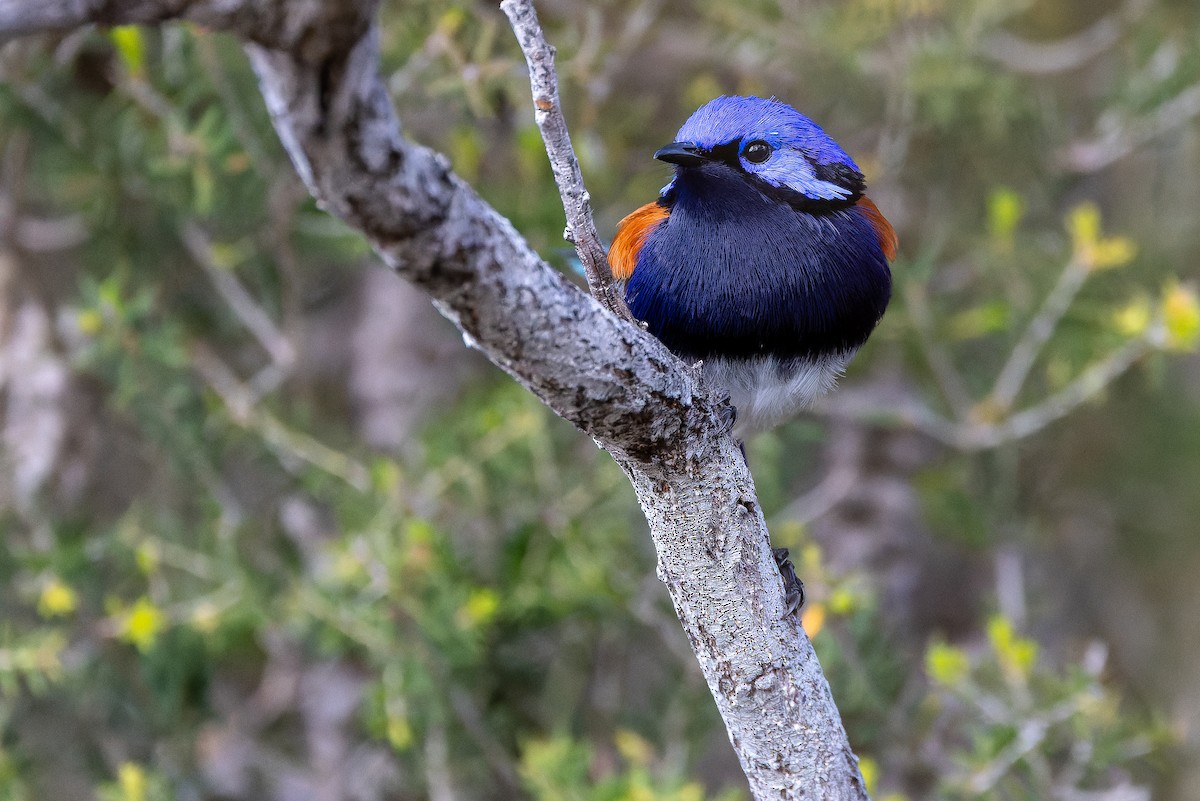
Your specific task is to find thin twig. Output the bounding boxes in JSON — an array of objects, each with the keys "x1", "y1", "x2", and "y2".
[
  {"x1": 979, "y1": 335, "x2": 1153, "y2": 448},
  {"x1": 811, "y1": 388, "x2": 964, "y2": 448},
  {"x1": 991, "y1": 256, "x2": 1090, "y2": 411},
  {"x1": 181, "y1": 222, "x2": 296, "y2": 372},
  {"x1": 577, "y1": 0, "x2": 664, "y2": 106},
  {"x1": 778, "y1": 460, "x2": 860, "y2": 526},
  {"x1": 447, "y1": 686, "x2": 523, "y2": 795},
  {"x1": 191, "y1": 344, "x2": 370, "y2": 492},
  {"x1": 818, "y1": 329, "x2": 1153, "y2": 452},
  {"x1": 424, "y1": 724, "x2": 459, "y2": 801},
  {"x1": 979, "y1": 16, "x2": 1123, "y2": 75},
  {"x1": 500, "y1": 0, "x2": 631, "y2": 320},
  {"x1": 1061, "y1": 79, "x2": 1200, "y2": 173},
  {"x1": 904, "y1": 280, "x2": 974, "y2": 417}
]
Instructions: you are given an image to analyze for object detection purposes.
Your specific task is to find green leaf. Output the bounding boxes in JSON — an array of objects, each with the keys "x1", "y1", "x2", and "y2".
[{"x1": 110, "y1": 26, "x2": 146, "y2": 77}]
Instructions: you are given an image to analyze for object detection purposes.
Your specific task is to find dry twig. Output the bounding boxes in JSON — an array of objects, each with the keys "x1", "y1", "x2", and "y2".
[{"x1": 500, "y1": 0, "x2": 631, "y2": 320}]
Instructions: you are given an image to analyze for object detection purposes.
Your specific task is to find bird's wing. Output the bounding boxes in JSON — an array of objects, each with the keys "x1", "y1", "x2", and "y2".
[
  {"x1": 855, "y1": 196, "x2": 898, "y2": 261},
  {"x1": 610, "y1": 202, "x2": 670, "y2": 281}
]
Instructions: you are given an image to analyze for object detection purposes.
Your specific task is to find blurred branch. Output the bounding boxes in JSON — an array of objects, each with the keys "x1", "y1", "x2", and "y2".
[
  {"x1": 191, "y1": 344, "x2": 371, "y2": 492},
  {"x1": 820, "y1": 330, "x2": 1155, "y2": 452},
  {"x1": 965, "y1": 698, "x2": 1075, "y2": 794},
  {"x1": 975, "y1": 334, "x2": 1154, "y2": 448},
  {"x1": 903, "y1": 281, "x2": 973, "y2": 417},
  {"x1": 778, "y1": 458, "x2": 860, "y2": 526},
  {"x1": 424, "y1": 724, "x2": 458, "y2": 801},
  {"x1": 0, "y1": 0, "x2": 93, "y2": 42},
  {"x1": 181, "y1": 223, "x2": 296, "y2": 376},
  {"x1": 500, "y1": 0, "x2": 631, "y2": 321},
  {"x1": 979, "y1": 0, "x2": 1150, "y2": 75},
  {"x1": 447, "y1": 685, "x2": 522, "y2": 796},
  {"x1": 572, "y1": 0, "x2": 664, "y2": 105},
  {"x1": 0, "y1": 194, "x2": 87, "y2": 253},
  {"x1": 1061, "y1": 79, "x2": 1200, "y2": 173},
  {"x1": 990, "y1": 256, "x2": 1089, "y2": 411}
]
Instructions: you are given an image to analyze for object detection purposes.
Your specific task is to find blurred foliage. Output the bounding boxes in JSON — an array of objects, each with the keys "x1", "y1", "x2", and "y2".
[
  {"x1": 915, "y1": 620, "x2": 1168, "y2": 801},
  {"x1": 1, "y1": 0, "x2": 1199, "y2": 800}
]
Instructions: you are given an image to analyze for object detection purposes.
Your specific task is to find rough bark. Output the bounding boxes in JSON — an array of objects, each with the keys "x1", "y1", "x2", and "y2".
[{"x1": 0, "y1": 1, "x2": 870, "y2": 797}]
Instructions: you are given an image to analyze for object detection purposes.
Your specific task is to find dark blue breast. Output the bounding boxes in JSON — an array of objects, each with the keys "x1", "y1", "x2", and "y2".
[{"x1": 625, "y1": 164, "x2": 891, "y2": 361}]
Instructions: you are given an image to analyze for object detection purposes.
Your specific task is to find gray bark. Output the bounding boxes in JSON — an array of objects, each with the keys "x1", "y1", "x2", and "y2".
[{"x1": 0, "y1": 1, "x2": 870, "y2": 797}]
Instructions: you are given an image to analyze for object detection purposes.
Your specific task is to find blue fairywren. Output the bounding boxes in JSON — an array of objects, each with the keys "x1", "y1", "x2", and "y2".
[{"x1": 611, "y1": 96, "x2": 896, "y2": 440}]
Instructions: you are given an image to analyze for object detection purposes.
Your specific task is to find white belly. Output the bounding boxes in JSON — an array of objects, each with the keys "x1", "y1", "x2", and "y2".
[{"x1": 702, "y1": 353, "x2": 853, "y2": 439}]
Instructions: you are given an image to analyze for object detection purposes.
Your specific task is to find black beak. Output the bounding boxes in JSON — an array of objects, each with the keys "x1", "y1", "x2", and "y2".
[{"x1": 654, "y1": 142, "x2": 708, "y2": 167}]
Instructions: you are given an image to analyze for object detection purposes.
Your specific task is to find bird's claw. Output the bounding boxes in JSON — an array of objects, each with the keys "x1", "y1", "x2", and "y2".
[
  {"x1": 773, "y1": 547, "x2": 805, "y2": 617},
  {"x1": 710, "y1": 394, "x2": 745, "y2": 462},
  {"x1": 718, "y1": 401, "x2": 737, "y2": 434}
]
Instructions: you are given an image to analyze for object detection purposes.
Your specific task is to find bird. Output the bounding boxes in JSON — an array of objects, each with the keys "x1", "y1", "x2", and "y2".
[{"x1": 610, "y1": 95, "x2": 897, "y2": 441}]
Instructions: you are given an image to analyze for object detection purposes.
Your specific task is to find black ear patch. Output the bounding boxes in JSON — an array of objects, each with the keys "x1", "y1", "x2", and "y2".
[{"x1": 811, "y1": 161, "x2": 866, "y2": 197}]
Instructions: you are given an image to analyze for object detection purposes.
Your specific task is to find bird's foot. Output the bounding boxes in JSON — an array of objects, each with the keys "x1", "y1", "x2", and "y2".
[
  {"x1": 715, "y1": 401, "x2": 747, "y2": 463},
  {"x1": 773, "y1": 547, "x2": 805, "y2": 617},
  {"x1": 718, "y1": 399, "x2": 737, "y2": 434}
]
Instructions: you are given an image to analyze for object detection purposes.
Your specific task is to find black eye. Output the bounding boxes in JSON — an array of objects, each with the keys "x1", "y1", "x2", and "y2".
[{"x1": 742, "y1": 140, "x2": 771, "y2": 164}]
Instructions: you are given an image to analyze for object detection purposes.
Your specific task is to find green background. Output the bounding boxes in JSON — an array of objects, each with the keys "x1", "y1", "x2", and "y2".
[{"x1": 1, "y1": 1, "x2": 1198, "y2": 799}]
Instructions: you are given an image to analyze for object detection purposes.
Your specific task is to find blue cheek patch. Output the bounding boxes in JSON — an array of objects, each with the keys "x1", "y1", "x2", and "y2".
[
  {"x1": 747, "y1": 151, "x2": 854, "y2": 202},
  {"x1": 784, "y1": 176, "x2": 854, "y2": 201}
]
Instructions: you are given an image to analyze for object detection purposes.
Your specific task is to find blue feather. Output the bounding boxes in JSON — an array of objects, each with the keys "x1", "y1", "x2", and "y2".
[
  {"x1": 625, "y1": 161, "x2": 890, "y2": 361},
  {"x1": 672, "y1": 96, "x2": 864, "y2": 202}
]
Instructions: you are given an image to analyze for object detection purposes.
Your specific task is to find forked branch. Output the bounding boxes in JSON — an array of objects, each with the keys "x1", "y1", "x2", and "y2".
[{"x1": 0, "y1": 2, "x2": 869, "y2": 798}]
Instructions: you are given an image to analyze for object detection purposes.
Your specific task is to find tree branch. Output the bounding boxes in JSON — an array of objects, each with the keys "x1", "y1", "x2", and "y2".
[
  {"x1": 990, "y1": 256, "x2": 1090, "y2": 411},
  {"x1": 0, "y1": 2, "x2": 870, "y2": 798},
  {"x1": 500, "y1": 0, "x2": 630, "y2": 320}
]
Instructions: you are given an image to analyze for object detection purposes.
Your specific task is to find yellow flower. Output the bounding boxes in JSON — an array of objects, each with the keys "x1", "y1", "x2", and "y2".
[
  {"x1": 121, "y1": 597, "x2": 167, "y2": 652},
  {"x1": 859, "y1": 756, "x2": 879, "y2": 796},
  {"x1": 828, "y1": 586, "x2": 859, "y2": 616},
  {"x1": 386, "y1": 715, "x2": 413, "y2": 751},
  {"x1": 801, "y1": 602, "x2": 826, "y2": 638},
  {"x1": 614, "y1": 728, "x2": 653, "y2": 766},
  {"x1": 925, "y1": 641, "x2": 970, "y2": 687},
  {"x1": 457, "y1": 588, "x2": 499, "y2": 628},
  {"x1": 38, "y1": 578, "x2": 78, "y2": 618},
  {"x1": 1091, "y1": 236, "x2": 1137, "y2": 270},
  {"x1": 1067, "y1": 202, "x2": 1137, "y2": 270},
  {"x1": 1162, "y1": 282, "x2": 1200, "y2": 351},
  {"x1": 76, "y1": 309, "x2": 104, "y2": 336},
  {"x1": 1067, "y1": 203, "x2": 1102, "y2": 257},
  {"x1": 109, "y1": 27, "x2": 144, "y2": 77},
  {"x1": 987, "y1": 187, "x2": 1024, "y2": 250},
  {"x1": 116, "y1": 761, "x2": 147, "y2": 801},
  {"x1": 987, "y1": 616, "x2": 1038, "y2": 682},
  {"x1": 1113, "y1": 296, "x2": 1152, "y2": 337}
]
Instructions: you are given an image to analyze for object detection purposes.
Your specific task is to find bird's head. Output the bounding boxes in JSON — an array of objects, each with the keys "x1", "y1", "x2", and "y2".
[{"x1": 655, "y1": 95, "x2": 865, "y2": 205}]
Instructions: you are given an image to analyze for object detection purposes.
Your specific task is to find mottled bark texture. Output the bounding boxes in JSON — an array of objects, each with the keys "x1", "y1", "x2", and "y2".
[{"x1": 0, "y1": 1, "x2": 869, "y2": 797}]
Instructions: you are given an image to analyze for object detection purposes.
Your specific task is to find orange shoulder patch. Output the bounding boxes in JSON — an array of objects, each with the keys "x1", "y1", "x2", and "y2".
[
  {"x1": 609, "y1": 202, "x2": 669, "y2": 281},
  {"x1": 856, "y1": 196, "x2": 898, "y2": 261}
]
